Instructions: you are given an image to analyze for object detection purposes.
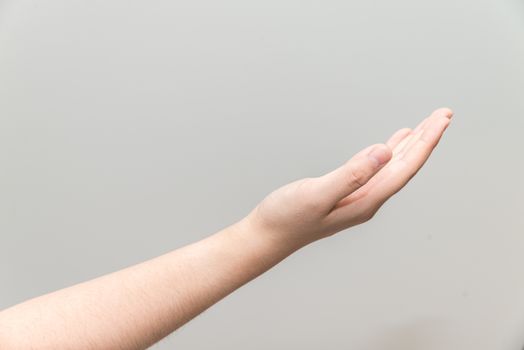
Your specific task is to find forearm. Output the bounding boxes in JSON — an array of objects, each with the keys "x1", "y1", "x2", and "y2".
[
  {"x1": 0, "y1": 215, "x2": 297, "y2": 350},
  {"x1": 0, "y1": 108, "x2": 453, "y2": 349}
]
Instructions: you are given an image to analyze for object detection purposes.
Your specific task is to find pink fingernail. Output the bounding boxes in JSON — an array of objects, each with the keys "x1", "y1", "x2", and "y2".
[{"x1": 368, "y1": 146, "x2": 391, "y2": 167}]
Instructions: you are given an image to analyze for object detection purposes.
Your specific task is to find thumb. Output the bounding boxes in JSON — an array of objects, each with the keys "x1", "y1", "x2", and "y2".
[{"x1": 314, "y1": 144, "x2": 392, "y2": 207}]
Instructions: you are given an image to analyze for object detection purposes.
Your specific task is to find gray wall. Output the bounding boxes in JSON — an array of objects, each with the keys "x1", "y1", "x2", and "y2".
[{"x1": 1, "y1": 1, "x2": 523, "y2": 349}]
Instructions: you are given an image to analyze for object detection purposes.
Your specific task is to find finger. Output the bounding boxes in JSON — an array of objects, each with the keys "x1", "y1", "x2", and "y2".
[
  {"x1": 392, "y1": 116, "x2": 432, "y2": 157},
  {"x1": 339, "y1": 126, "x2": 423, "y2": 206},
  {"x1": 386, "y1": 128, "x2": 412, "y2": 149},
  {"x1": 365, "y1": 110, "x2": 453, "y2": 203},
  {"x1": 412, "y1": 115, "x2": 431, "y2": 133},
  {"x1": 324, "y1": 108, "x2": 453, "y2": 226},
  {"x1": 392, "y1": 108, "x2": 451, "y2": 157},
  {"x1": 392, "y1": 130, "x2": 418, "y2": 157},
  {"x1": 399, "y1": 107, "x2": 453, "y2": 158},
  {"x1": 400, "y1": 112, "x2": 452, "y2": 167},
  {"x1": 411, "y1": 107, "x2": 451, "y2": 134},
  {"x1": 345, "y1": 108, "x2": 451, "y2": 197},
  {"x1": 314, "y1": 144, "x2": 392, "y2": 207},
  {"x1": 333, "y1": 130, "x2": 412, "y2": 208},
  {"x1": 394, "y1": 128, "x2": 424, "y2": 157}
]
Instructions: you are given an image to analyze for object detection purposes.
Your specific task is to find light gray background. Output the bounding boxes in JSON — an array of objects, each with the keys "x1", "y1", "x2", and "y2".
[{"x1": 1, "y1": 1, "x2": 523, "y2": 349}]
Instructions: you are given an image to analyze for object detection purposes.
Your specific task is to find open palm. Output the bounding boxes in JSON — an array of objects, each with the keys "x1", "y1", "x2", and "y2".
[{"x1": 250, "y1": 108, "x2": 453, "y2": 248}]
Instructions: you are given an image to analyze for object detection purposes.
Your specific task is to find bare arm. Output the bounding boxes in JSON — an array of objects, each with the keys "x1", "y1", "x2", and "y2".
[{"x1": 0, "y1": 108, "x2": 453, "y2": 349}]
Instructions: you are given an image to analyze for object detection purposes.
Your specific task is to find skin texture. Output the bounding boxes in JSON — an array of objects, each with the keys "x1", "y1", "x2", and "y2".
[{"x1": 0, "y1": 108, "x2": 453, "y2": 349}]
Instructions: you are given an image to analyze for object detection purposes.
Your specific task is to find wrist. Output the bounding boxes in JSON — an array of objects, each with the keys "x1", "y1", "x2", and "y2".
[{"x1": 231, "y1": 211, "x2": 309, "y2": 257}]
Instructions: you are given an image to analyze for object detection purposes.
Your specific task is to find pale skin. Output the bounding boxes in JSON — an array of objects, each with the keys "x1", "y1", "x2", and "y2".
[{"x1": 0, "y1": 108, "x2": 453, "y2": 349}]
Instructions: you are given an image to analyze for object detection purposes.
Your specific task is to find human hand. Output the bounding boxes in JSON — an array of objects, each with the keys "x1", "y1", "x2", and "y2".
[
  {"x1": 0, "y1": 108, "x2": 452, "y2": 350},
  {"x1": 245, "y1": 108, "x2": 453, "y2": 250}
]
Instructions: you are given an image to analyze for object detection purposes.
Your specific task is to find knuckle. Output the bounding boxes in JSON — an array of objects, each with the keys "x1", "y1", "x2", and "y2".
[
  {"x1": 346, "y1": 164, "x2": 369, "y2": 188},
  {"x1": 357, "y1": 210, "x2": 376, "y2": 224},
  {"x1": 365, "y1": 210, "x2": 377, "y2": 221}
]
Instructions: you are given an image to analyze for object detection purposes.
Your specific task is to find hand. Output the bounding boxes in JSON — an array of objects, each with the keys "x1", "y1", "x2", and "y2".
[{"x1": 246, "y1": 108, "x2": 453, "y2": 249}]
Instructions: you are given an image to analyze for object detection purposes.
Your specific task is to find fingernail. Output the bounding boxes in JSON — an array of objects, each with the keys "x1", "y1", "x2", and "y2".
[{"x1": 368, "y1": 146, "x2": 391, "y2": 167}]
